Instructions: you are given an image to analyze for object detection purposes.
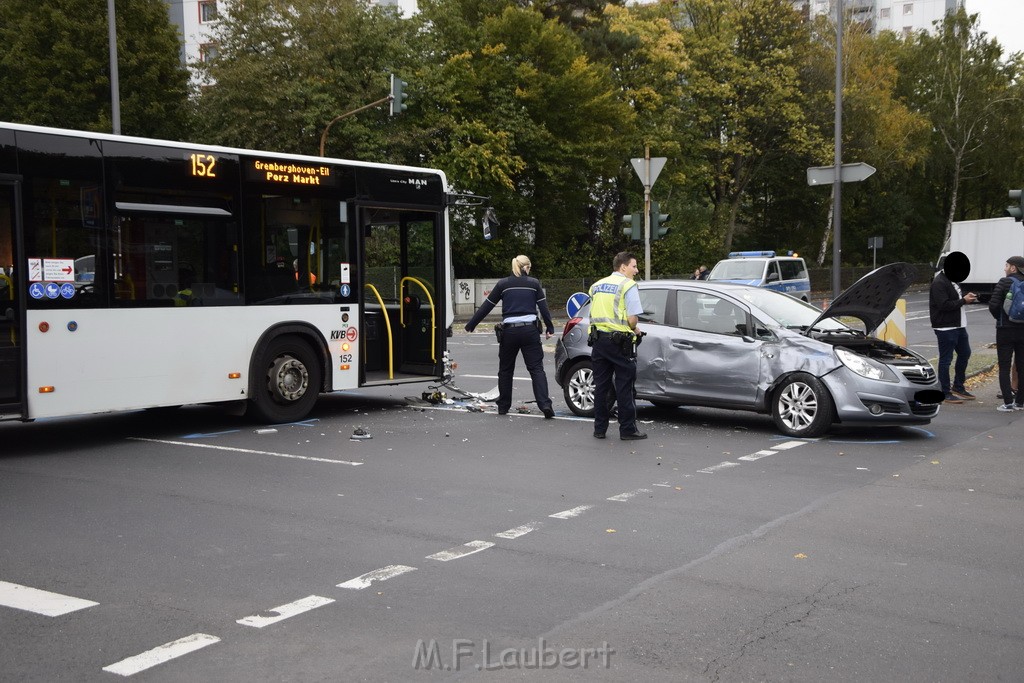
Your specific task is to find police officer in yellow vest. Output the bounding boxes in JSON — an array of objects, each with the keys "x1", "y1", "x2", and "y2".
[{"x1": 588, "y1": 251, "x2": 647, "y2": 440}]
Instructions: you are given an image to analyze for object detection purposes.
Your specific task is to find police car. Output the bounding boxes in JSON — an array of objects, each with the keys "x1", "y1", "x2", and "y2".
[{"x1": 707, "y1": 251, "x2": 810, "y2": 301}]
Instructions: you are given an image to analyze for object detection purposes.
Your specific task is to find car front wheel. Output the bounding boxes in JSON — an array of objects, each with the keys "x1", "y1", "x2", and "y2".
[
  {"x1": 771, "y1": 373, "x2": 833, "y2": 438},
  {"x1": 563, "y1": 360, "x2": 596, "y2": 417}
]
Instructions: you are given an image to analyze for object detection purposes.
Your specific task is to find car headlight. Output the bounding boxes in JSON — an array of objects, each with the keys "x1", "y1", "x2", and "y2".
[{"x1": 835, "y1": 347, "x2": 897, "y2": 382}]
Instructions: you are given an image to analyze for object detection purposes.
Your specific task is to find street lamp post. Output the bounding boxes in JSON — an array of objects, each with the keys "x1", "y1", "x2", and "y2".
[{"x1": 107, "y1": 0, "x2": 121, "y2": 134}]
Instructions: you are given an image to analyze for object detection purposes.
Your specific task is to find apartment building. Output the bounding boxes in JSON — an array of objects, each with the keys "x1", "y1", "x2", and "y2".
[
  {"x1": 163, "y1": 0, "x2": 418, "y2": 72},
  {"x1": 793, "y1": 0, "x2": 961, "y2": 36}
]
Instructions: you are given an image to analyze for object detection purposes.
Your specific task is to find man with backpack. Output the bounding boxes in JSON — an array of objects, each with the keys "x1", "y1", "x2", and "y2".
[{"x1": 988, "y1": 255, "x2": 1024, "y2": 411}]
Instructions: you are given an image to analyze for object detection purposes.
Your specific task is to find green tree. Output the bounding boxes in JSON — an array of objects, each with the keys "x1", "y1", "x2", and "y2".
[
  {"x1": 0, "y1": 0, "x2": 190, "y2": 138},
  {"x1": 194, "y1": 0, "x2": 420, "y2": 160},
  {"x1": 798, "y1": 21, "x2": 930, "y2": 266},
  {"x1": 417, "y1": 2, "x2": 634, "y2": 277},
  {"x1": 677, "y1": 0, "x2": 822, "y2": 254},
  {"x1": 898, "y1": 7, "x2": 1019, "y2": 248}
]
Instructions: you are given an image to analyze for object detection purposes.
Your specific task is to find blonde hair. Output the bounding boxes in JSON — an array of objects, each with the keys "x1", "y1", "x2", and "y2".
[{"x1": 512, "y1": 254, "x2": 531, "y2": 276}]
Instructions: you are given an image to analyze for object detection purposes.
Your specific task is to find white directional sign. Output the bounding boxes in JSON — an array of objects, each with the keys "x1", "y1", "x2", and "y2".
[
  {"x1": 806, "y1": 162, "x2": 876, "y2": 186},
  {"x1": 630, "y1": 157, "x2": 667, "y2": 188}
]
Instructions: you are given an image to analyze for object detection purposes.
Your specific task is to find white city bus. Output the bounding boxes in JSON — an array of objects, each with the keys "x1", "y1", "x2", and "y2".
[{"x1": 0, "y1": 122, "x2": 453, "y2": 423}]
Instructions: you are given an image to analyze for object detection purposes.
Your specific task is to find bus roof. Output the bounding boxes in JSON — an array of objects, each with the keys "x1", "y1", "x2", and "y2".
[{"x1": 0, "y1": 120, "x2": 448, "y2": 188}]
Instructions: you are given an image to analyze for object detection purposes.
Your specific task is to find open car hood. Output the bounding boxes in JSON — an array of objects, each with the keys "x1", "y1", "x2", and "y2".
[{"x1": 806, "y1": 262, "x2": 917, "y2": 334}]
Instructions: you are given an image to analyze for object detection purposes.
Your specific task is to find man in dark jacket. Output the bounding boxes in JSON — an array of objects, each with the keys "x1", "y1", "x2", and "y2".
[
  {"x1": 929, "y1": 251, "x2": 978, "y2": 403},
  {"x1": 465, "y1": 254, "x2": 556, "y2": 418},
  {"x1": 988, "y1": 255, "x2": 1024, "y2": 411}
]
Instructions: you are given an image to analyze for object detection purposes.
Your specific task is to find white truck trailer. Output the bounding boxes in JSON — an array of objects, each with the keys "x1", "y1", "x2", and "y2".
[{"x1": 938, "y1": 217, "x2": 1024, "y2": 300}]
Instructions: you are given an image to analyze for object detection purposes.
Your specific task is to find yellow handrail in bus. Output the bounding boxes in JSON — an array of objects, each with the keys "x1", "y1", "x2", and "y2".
[
  {"x1": 363, "y1": 283, "x2": 394, "y2": 380},
  {"x1": 399, "y1": 276, "x2": 435, "y2": 362},
  {"x1": 0, "y1": 273, "x2": 13, "y2": 344},
  {"x1": 116, "y1": 274, "x2": 135, "y2": 300}
]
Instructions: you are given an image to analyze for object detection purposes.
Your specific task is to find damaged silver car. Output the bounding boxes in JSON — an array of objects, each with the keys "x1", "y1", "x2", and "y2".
[{"x1": 553, "y1": 263, "x2": 944, "y2": 438}]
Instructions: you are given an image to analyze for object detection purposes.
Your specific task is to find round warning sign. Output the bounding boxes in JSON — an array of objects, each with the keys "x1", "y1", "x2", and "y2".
[{"x1": 345, "y1": 327, "x2": 358, "y2": 342}]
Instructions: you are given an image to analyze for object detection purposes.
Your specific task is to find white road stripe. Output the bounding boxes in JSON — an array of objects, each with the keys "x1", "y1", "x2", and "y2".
[
  {"x1": 102, "y1": 633, "x2": 220, "y2": 677},
  {"x1": 457, "y1": 374, "x2": 533, "y2": 381},
  {"x1": 427, "y1": 540, "x2": 495, "y2": 562},
  {"x1": 0, "y1": 581, "x2": 98, "y2": 616},
  {"x1": 337, "y1": 565, "x2": 417, "y2": 590},
  {"x1": 697, "y1": 461, "x2": 741, "y2": 474},
  {"x1": 771, "y1": 440, "x2": 807, "y2": 450},
  {"x1": 607, "y1": 488, "x2": 651, "y2": 502},
  {"x1": 738, "y1": 450, "x2": 776, "y2": 462},
  {"x1": 495, "y1": 522, "x2": 541, "y2": 539},
  {"x1": 236, "y1": 595, "x2": 334, "y2": 628},
  {"x1": 129, "y1": 438, "x2": 363, "y2": 466},
  {"x1": 549, "y1": 505, "x2": 593, "y2": 519}
]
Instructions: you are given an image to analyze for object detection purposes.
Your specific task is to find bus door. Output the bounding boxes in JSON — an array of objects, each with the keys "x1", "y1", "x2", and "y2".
[
  {"x1": 360, "y1": 207, "x2": 443, "y2": 382},
  {"x1": 0, "y1": 179, "x2": 23, "y2": 414}
]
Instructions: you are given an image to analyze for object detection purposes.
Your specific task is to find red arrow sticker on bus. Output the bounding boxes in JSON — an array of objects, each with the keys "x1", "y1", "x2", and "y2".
[{"x1": 346, "y1": 327, "x2": 358, "y2": 342}]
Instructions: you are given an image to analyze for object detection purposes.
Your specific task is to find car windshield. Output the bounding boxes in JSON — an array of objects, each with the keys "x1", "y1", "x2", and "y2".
[
  {"x1": 733, "y1": 287, "x2": 849, "y2": 331},
  {"x1": 709, "y1": 260, "x2": 764, "y2": 280}
]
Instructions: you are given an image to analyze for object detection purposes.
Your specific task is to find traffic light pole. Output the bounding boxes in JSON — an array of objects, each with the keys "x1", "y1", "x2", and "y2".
[
  {"x1": 643, "y1": 146, "x2": 652, "y2": 281},
  {"x1": 318, "y1": 95, "x2": 392, "y2": 157}
]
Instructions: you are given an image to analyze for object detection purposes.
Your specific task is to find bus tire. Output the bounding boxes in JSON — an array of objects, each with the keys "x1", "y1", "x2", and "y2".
[{"x1": 249, "y1": 335, "x2": 322, "y2": 423}]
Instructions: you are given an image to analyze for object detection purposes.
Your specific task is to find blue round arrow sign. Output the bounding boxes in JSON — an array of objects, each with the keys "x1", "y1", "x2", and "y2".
[{"x1": 566, "y1": 292, "x2": 589, "y2": 318}]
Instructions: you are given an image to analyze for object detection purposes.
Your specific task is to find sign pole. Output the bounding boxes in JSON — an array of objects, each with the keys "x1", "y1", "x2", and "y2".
[
  {"x1": 644, "y1": 146, "x2": 652, "y2": 281},
  {"x1": 832, "y1": 0, "x2": 844, "y2": 300}
]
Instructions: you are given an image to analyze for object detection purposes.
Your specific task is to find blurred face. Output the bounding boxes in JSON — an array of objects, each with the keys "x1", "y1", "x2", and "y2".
[
  {"x1": 621, "y1": 258, "x2": 639, "y2": 280},
  {"x1": 1006, "y1": 262, "x2": 1018, "y2": 276}
]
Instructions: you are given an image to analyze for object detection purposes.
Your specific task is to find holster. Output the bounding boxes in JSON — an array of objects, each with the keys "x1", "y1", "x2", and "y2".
[{"x1": 494, "y1": 322, "x2": 504, "y2": 343}]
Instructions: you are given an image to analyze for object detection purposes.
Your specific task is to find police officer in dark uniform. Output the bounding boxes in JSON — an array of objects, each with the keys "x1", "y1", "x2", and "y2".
[{"x1": 465, "y1": 255, "x2": 556, "y2": 418}]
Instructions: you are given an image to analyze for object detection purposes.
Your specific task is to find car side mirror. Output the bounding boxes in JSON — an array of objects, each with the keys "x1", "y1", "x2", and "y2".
[{"x1": 766, "y1": 272, "x2": 779, "y2": 282}]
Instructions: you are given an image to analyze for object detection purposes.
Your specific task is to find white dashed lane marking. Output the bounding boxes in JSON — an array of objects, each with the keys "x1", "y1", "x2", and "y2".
[
  {"x1": 427, "y1": 541, "x2": 495, "y2": 562},
  {"x1": 549, "y1": 505, "x2": 593, "y2": 519},
  {"x1": 607, "y1": 488, "x2": 651, "y2": 502},
  {"x1": 495, "y1": 522, "x2": 542, "y2": 539},
  {"x1": 236, "y1": 595, "x2": 335, "y2": 628},
  {"x1": 697, "y1": 461, "x2": 742, "y2": 474},
  {"x1": 129, "y1": 438, "x2": 363, "y2": 466},
  {"x1": 0, "y1": 580, "x2": 98, "y2": 617},
  {"x1": 738, "y1": 450, "x2": 776, "y2": 462},
  {"x1": 771, "y1": 440, "x2": 808, "y2": 450},
  {"x1": 337, "y1": 565, "x2": 417, "y2": 590},
  {"x1": 102, "y1": 633, "x2": 220, "y2": 677}
]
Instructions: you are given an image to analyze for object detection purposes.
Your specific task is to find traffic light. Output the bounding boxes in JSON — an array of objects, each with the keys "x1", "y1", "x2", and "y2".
[
  {"x1": 1007, "y1": 189, "x2": 1024, "y2": 222},
  {"x1": 650, "y1": 201, "x2": 670, "y2": 240},
  {"x1": 389, "y1": 74, "x2": 408, "y2": 116},
  {"x1": 622, "y1": 213, "x2": 641, "y2": 240}
]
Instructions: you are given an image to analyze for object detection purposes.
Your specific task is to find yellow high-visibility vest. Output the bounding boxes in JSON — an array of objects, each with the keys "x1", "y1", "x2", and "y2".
[{"x1": 588, "y1": 273, "x2": 636, "y2": 334}]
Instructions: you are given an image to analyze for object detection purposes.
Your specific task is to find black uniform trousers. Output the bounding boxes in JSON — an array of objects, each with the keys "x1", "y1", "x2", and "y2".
[
  {"x1": 996, "y1": 325, "x2": 1024, "y2": 406},
  {"x1": 591, "y1": 334, "x2": 637, "y2": 436},
  {"x1": 497, "y1": 323, "x2": 553, "y2": 413}
]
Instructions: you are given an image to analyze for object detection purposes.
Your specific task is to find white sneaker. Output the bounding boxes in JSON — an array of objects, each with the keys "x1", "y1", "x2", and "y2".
[{"x1": 997, "y1": 404, "x2": 1016, "y2": 412}]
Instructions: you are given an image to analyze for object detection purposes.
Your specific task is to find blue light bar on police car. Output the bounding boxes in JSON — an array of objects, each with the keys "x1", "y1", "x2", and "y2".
[{"x1": 728, "y1": 250, "x2": 776, "y2": 258}]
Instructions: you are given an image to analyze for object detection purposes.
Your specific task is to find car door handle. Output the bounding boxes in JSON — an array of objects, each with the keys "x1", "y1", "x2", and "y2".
[{"x1": 671, "y1": 339, "x2": 693, "y2": 349}]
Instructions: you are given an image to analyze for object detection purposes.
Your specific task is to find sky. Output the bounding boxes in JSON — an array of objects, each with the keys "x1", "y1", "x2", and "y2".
[{"x1": 965, "y1": 0, "x2": 1024, "y2": 59}]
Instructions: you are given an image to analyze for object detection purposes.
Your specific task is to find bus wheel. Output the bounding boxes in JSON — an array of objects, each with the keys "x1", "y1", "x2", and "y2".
[{"x1": 249, "y1": 336, "x2": 322, "y2": 423}]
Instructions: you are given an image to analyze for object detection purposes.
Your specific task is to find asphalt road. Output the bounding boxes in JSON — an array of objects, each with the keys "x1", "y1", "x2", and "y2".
[{"x1": 1, "y1": 297, "x2": 1021, "y2": 681}]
